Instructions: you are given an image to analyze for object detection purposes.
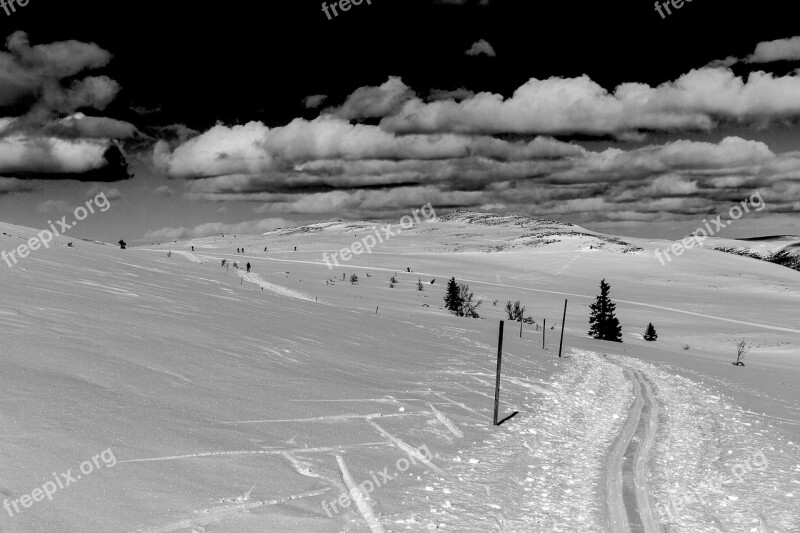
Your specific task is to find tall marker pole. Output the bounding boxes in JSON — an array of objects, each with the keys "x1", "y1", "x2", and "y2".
[
  {"x1": 558, "y1": 299, "x2": 568, "y2": 358},
  {"x1": 543, "y1": 319, "x2": 546, "y2": 350},
  {"x1": 493, "y1": 321, "x2": 504, "y2": 426}
]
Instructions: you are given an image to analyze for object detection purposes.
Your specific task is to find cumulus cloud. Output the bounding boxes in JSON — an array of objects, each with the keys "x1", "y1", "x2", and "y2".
[
  {"x1": 0, "y1": 33, "x2": 133, "y2": 181},
  {"x1": 159, "y1": 118, "x2": 800, "y2": 224},
  {"x1": 328, "y1": 77, "x2": 415, "y2": 120},
  {"x1": 0, "y1": 31, "x2": 118, "y2": 114},
  {"x1": 465, "y1": 39, "x2": 496, "y2": 57},
  {"x1": 42, "y1": 113, "x2": 140, "y2": 140},
  {"x1": 746, "y1": 36, "x2": 800, "y2": 63},
  {"x1": 377, "y1": 68, "x2": 800, "y2": 137},
  {"x1": 0, "y1": 131, "x2": 130, "y2": 181},
  {"x1": 303, "y1": 94, "x2": 328, "y2": 109},
  {"x1": 154, "y1": 116, "x2": 583, "y2": 180}
]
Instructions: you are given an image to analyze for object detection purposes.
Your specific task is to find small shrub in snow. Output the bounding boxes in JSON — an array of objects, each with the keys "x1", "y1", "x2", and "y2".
[{"x1": 733, "y1": 339, "x2": 749, "y2": 366}]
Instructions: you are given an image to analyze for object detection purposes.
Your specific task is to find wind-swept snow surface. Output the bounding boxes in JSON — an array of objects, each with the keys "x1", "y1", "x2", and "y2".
[{"x1": 1, "y1": 216, "x2": 799, "y2": 531}]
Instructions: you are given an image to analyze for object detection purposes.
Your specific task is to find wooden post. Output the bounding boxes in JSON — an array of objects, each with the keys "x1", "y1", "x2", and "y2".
[
  {"x1": 519, "y1": 314, "x2": 523, "y2": 338},
  {"x1": 543, "y1": 319, "x2": 546, "y2": 349},
  {"x1": 493, "y1": 321, "x2": 504, "y2": 426},
  {"x1": 558, "y1": 299, "x2": 568, "y2": 358}
]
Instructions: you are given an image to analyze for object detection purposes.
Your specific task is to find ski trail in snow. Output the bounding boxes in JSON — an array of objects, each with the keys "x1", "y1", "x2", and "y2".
[
  {"x1": 434, "y1": 392, "x2": 492, "y2": 422},
  {"x1": 367, "y1": 421, "x2": 447, "y2": 476},
  {"x1": 170, "y1": 250, "x2": 209, "y2": 264},
  {"x1": 119, "y1": 442, "x2": 390, "y2": 463},
  {"x1": 427, "y1": 402, "x2": 464, "y2": 438},
  {"x1": 226, "y1": 412, "x2": 423, "y2": 424},
  {"x1": 131, "y1": 487, "x2": 331, "y2": 533},
  {"x1": 335, "y1": 455, "x2": 387, "y2": 533},
  {"x1": 238, "y1": 271, "x2": 319, "y2": 302},
  {"x1": 604, "y1": 364, "x2": 661, "y2": 533}
]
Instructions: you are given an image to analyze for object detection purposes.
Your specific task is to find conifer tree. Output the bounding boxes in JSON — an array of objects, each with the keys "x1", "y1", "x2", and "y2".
[
  {"x1": 444, "y1": 277, "x2": 462, "y2": 312},
  {"x1": 644, "y1": 323, "x2": 658, "y2": 341},
  {"x1": 588, "y1": 279, "x2": 623, "y2": 342}
]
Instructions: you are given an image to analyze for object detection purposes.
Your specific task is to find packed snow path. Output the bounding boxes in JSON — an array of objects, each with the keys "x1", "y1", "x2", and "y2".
[
  {"x1": 604, "y1": 362, "x2": 661, "y2": 533},
  {"x1": 400, "y1": 351, "x2": 799, "y2": 532}
]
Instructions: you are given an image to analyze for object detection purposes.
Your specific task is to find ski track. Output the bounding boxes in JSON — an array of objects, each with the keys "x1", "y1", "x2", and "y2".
[
  {"x1": 427, "y1": 401, "x2": 465, "y2": 438},
  {"x1": 335, "y1": 455, "x2": 387, "y2": 533},
  {"x1": 603, "y1": 362, "x2": 661, "y2": 533},
  {"x1": 131, "y1": 487, "x2": 331, "y2": 533},
  {"x1": 367, "y1": 420, "x2": 447, "y2": 477}
]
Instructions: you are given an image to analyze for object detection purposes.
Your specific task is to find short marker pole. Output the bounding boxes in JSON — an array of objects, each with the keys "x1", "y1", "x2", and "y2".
[
  {"x1": 493, "y1": 321, "x2": 504, "y2": 426},
  {"x1": 558, "y1": 300, "x2": 568, "y2": 358}
]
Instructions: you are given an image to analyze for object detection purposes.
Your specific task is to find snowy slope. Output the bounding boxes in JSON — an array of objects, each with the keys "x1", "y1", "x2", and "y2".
[
  {"x1": 1, "y1": 215, "x2": 799, "y2": 532},
  {"x1": 696, "y1": 235, "x2": 800, "y2": 273}
]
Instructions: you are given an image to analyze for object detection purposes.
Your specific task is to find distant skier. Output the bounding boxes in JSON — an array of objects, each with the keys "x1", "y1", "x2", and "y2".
[
  {"x1": 246, "y1": 262, "x2": 251, "y2": 273},
  {"x1": 264, "y1": 247, "x2": 267, "y2": 252},
  {"x1": 242, "y1": 247, "x2": 245, "y2": 253},
  {"x1": 237, "y1": 248, "x2": 240, "y2": 253},
  {"x1": 294, "y1": 246, "x2": 297, "y2": 251},
  {"x1": 191, "y1": 246, "x2": 194, "y2": 252}
]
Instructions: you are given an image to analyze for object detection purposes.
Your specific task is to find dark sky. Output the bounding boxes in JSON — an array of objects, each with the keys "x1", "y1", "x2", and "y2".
[
  {"x1": 2, "y1": 0, "x2": 800, "y2": 242},
  {"x1": 8, "y1": 0, "x2": 794, "y2": 129}
]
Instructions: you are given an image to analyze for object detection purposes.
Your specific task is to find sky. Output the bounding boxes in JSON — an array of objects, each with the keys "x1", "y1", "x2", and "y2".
[{"x1": 1, "y1": 0, "x2": 800, "y2": 243}]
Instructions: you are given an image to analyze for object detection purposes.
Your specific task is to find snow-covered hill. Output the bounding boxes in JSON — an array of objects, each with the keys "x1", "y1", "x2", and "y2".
[{"x1": 1, "y1": 214, "x2": 798, "y2": 532}]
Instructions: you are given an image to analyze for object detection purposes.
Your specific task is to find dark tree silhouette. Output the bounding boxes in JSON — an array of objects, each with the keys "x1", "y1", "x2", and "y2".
[
  {"x1": 733, "y1": 339, "x2": 749, "y2": 366},
  {"x1": 444, "y1": 277, "x2": 463, "y2": 313},
  {"x1": 505, "y1": 300, "x2": 526, "y2": 321},
  {"x1": 588, "y1": 279, "x2": 622, "y2": 342},
  {"x1": 644, "y1": 323, "x2": 658, "y2": 341}
]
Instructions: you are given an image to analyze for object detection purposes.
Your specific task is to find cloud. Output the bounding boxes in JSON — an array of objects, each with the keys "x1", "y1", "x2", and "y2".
[
  {"x1": 0, "y1": 131, "x2": 131, "y2": 181},
  {"x1": 0, "y1": 33, "x2": 133, "y2": 181},
  {"x1": 154, "y1": 116, "x2": 583, "y2": 181},
  {"x1": 303, "y1": 94, "x2": 328, "y2": 109},
  {"x1": 86, "y1": 184, "x2": 122, "y2": 200},
  {"x1": 328, "y1": 77, "x2": 415, "y2": 120},
  {"x1": 143, "y1": 217, "x2": 292, "y2": 240},
  {"x1": 153, "y1": 185, "x2": 174, "y2": 197},
  {"x1": 42, "y1": 113, "x2": 140, "y2": 140},
  {"x1": 0, "y1": 177, "x2": 33, "y2": 195},
  {"x1": 378, "y1": 68, "x2": 800, "y2": 137},
  {"x1": 746, "y1": 36, "x2": 800, "y2": 63},
  {"x1": 160, "y1": 121, "x2": 800, "y2": 224},
  {"x1": 428, "y1": 88, "x2": 475, "y2": 101},
  {"x1": 36, "y1": 199, "x2": 70, "y2": 213},
  {"x1": 465, "y1": 39, "x2": 495, "y2": 57},
  {"x1": 0, "y1": 31, "x2": 118, "y2": 114}
]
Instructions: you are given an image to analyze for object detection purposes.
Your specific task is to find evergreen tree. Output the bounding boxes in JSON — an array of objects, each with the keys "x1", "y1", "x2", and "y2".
[
  {"x1": 444, "y1": 277, "x2": 462, "y2": 312},
  {"x1": 588, "y1": 279, "x2": 623, "y2": 342},
  {"x1": 417, "y1": 279, "x2": 424, "y2": 291},
  {"x1": 644, "y1": 323, "x2": 658, "y2": 341}
]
